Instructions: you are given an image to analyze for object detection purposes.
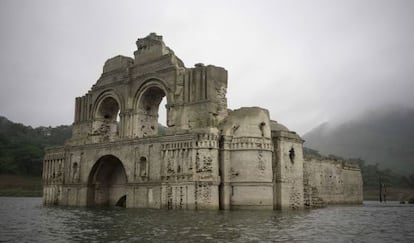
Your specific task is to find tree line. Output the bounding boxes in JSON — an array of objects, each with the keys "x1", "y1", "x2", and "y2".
[
  {"x1": 1, "y1": 115, "x2": 413, "y2": 191},
  {"x1": 0, "y1": 116, "x2": 71, "y2": 176}
]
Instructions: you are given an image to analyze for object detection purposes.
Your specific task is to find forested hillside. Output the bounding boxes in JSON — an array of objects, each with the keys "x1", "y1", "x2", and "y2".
[
  {"x1": 303, "y1": 107, "x2": 414, "y2": 175},
  {"x1": 0, "y1": 116, "x2": 71, "y2": 176},
  {"x1": 1, "y1": 115, "x2": 413, "y2": 200}
]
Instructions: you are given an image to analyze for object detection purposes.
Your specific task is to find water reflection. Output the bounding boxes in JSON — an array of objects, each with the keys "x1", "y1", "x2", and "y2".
[{"x1": 0, "y1": 198, "x2": 413, "y2": 242}]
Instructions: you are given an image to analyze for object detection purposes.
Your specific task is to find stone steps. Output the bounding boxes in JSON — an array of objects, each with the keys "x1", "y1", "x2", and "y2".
[{"x1": 304, "y1": 185, "x2": 325, "y2": 209}]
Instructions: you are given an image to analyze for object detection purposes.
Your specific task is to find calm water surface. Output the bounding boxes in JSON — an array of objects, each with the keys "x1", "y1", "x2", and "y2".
[{"x1": 0, "y1": 197, "x2": 413, "y2": 242}]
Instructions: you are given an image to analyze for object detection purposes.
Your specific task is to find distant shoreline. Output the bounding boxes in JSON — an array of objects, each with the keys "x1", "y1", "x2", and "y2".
[
  {"x1": 1, "y1": 174, "x2": 414, "y2": 201},
  {"x1": 0, "y1": 175, "x2": 42, "y2": 197},
  {"x1": 364, "y1": 188, "x2": 414, "y2": 202}
]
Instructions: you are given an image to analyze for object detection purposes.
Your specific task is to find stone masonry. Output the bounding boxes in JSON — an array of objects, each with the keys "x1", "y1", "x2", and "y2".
[{"x1": 42, "y1": 33, "x2": 363, "y2": 209}]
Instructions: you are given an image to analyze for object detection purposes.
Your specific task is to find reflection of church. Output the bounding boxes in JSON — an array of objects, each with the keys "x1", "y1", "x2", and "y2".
[{"x1": 43, "y1": 33, "x2": 363, "y2": 209}]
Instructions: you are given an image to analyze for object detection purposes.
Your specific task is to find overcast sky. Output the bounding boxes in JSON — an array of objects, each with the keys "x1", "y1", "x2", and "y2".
[{"x1": 1, "y1": 0, "x2": 413, "y2": 135}]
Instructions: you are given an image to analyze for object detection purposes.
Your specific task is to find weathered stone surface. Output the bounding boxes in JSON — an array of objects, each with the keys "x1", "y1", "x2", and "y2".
[
  {"x1": 304, "y1": 158, "x2": 363, "y2": 205},
  {"x1": 42, "y1": 33, "x2": 363, "y2": 210}
]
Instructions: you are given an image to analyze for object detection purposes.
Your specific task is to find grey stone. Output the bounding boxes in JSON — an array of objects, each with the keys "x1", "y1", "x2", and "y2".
[{"x1": 43, "y1": 33, "x2": 363, "y2": 210}]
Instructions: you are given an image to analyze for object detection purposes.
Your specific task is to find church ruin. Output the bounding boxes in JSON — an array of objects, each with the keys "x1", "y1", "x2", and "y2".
[{"x1": 43, "y1": 33, "x2": 363, "y2": 209}]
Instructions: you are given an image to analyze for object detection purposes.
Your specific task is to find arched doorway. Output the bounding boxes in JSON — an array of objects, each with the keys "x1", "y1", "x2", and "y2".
[
  {"x1": 136, "y1": 86, "x2": 167, "y2": 137},
  {"x1": 87, "y1": 155, "x2": 127, "y2": 207}
]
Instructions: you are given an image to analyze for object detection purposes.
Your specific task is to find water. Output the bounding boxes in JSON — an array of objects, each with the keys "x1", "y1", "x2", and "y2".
[{"x1": 1, "y1": 198, "x2": 413, "y2": 243}]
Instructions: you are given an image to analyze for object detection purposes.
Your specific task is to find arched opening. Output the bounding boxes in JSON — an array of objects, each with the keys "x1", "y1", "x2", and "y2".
[
  {"x1": 115, "y1": 195, "x2": 127, "y2": 207},
  {"x1": 93, "y1": 97, "x2": 120, "y2": 141},
  {"x1": 98, "y1": 97, "x2": 119, "y2": 120},
  {"x1": 159, "y1": 97, "x2": 167, "y2": 127},
  {"x1": 139, "y1": 156, "x2": 147, "y2": 177},
  {"x1": 137, "y1": 86, "x2": 167, "y2": 137},
  {"x1": 87, "y1": 155, "x2": 127, "y2": 207},
  {"x1": 72, "y1": 162, "x2": 79, "y2": 182}
]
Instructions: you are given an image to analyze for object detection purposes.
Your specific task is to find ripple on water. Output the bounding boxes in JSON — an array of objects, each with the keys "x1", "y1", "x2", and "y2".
[{"x1": 0, "y1": 198, "x2": 414, "y2": 242}]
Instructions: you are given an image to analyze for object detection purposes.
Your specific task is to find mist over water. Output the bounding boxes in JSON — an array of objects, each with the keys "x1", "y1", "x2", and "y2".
[{"x1": 1, "y1": 198, "x2": 414, "y2": 242}]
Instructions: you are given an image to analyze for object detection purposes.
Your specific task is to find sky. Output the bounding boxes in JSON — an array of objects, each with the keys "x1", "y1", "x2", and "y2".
[{"x1": 0, "y1": 0, "x2": 413, "y2": 135}]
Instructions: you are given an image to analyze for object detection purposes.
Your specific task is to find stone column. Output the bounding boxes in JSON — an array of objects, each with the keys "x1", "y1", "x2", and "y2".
[{"x1": 219, "y1": 136, "x2": 232, "y2": 210}]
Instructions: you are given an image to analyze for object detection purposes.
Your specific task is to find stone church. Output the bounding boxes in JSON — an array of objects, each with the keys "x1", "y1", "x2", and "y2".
[{"x1": 43, "y1": 33, "x2": 362, "y2": 210}]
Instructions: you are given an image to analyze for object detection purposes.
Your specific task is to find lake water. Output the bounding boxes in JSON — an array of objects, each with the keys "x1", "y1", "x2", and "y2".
[{"x1": 0, "y1": 197, "x2": 413, "y2": 242}]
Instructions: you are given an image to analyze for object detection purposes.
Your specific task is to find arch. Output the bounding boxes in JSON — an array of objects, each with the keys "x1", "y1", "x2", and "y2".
[
  {"x1": 139, "y1": 156, "x2": 147, "y2": 177},
  {"x1": 115, "y1": 195, "x2": 127, "y2": 207},
  {"x1": 96, "y1": 97, "x2": 119, "y2": 120},
  {"x1": 86, "y1": 155, "x2": 128, "y2": 207},
  {"x1": 133, "y1": 78, "x2": 170, "y2": 108},
  {"x1": 92, "y1": 89, "x2": 125, "y2": 119},
  {"x1": 133, "y1": 78, "x2": 171, "y2": 137},
  {"x1": 91, "y1": 90, "x2": 124, "y2": 141}
]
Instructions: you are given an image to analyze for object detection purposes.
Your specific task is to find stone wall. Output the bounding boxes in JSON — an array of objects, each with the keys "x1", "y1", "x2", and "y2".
[
  {"x1": 304, "y1": 158, "x2": 363, "y2": 205},
  {"x1": 43, "y1": 147, "x2": 65, "y2": 205},
  {"x1": 43, "y1": 132, "x2": 220, "y2": 209},
  {"x1": 271, "y1": 128, "x2": 305, "y2": 210},
  {"x1": 43, "y1": 33, "x2": 363, "y2": 210},
  {"x1": 219, "y1": 107, "x2": 274, "y2": 209}
]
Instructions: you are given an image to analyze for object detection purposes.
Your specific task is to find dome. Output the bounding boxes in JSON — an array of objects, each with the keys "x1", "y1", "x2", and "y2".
[{"x1": 270, "y1": 120, "x2": 289, "y2": 132}]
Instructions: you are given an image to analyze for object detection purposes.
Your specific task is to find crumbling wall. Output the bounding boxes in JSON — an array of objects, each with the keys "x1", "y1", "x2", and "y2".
[
  {"x1": 68, "y1": 33, "x2": 228, "y2": 147},
  {"x1": 303, "y1": 158, "x2": 363, "y2": 205},
  {"x1": 44, "y1": 133, "x2": 220, "y2": 209},
  {"x1": 272, "y1": 133, "x2": 304, "y2": 209},
  {"x1": 43, "y1": 32, "x2": 363, "y2": 211},
  {"x1": 43, "y1": 147, "x2": 65, "y2": 205},
  {"x1": 160, "y1": 133, "x2": 220, "y2": 210}
]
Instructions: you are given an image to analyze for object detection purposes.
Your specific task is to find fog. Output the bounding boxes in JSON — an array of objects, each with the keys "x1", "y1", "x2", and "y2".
[{"x1": 1, "y1": 0, "x2": 413, "y2": 134}]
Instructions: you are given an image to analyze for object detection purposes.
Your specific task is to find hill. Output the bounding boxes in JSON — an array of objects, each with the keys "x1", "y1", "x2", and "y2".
[
  {"x1": 0, "y1": 116, "x2": 71, "y2": 176},
  {"x1": 303, "y1": 107, "x2": 414, "y2": 175}
]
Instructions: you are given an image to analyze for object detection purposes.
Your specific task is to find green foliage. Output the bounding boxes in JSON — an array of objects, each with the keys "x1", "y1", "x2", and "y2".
[
  {"x1": 0, "y1": 116, "x2": 71, "y2": 176},
  {"x1": 0, "y1": 117, "x2": 165, "y2": 176},
  {"x1": 358, "y1": 161, "x2": 413, "y2": 190}
]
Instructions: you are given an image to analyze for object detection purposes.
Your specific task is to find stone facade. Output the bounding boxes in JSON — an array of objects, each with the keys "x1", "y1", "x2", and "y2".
[
  {"x1": 303, "y1": 158, "x2": 363, "y2": 207},
  {"x1": 43, "y1": 33, "x2": 363, "y2": 210}
]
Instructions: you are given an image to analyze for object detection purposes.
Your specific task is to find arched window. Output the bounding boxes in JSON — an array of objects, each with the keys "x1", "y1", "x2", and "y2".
[
  {"x1": 98, "y1": 97, "x2": 119, "y2": 120},
  {"x1": 93, "y1": 96, "x2": 121, "y2": 141},
  {"x1": 140, "y1": 157, "x2": 147, "y2": 177},
  {"x1": 137, "y1": 86, "x2": 167, "y2": 137}
]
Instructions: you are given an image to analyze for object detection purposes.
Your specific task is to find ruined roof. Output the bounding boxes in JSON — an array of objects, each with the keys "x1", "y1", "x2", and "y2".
[
  {"x1": 102, "y1": 55, "x2": 133, "y2": 74},
  {"x1": 95, "y1": 33, "x2": 185, "y2": 87}
]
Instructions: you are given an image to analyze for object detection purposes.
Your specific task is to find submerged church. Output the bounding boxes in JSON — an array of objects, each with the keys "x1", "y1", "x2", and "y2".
[{"x1": 43, "y1": 33, "x2": 362, "y2": 210}]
